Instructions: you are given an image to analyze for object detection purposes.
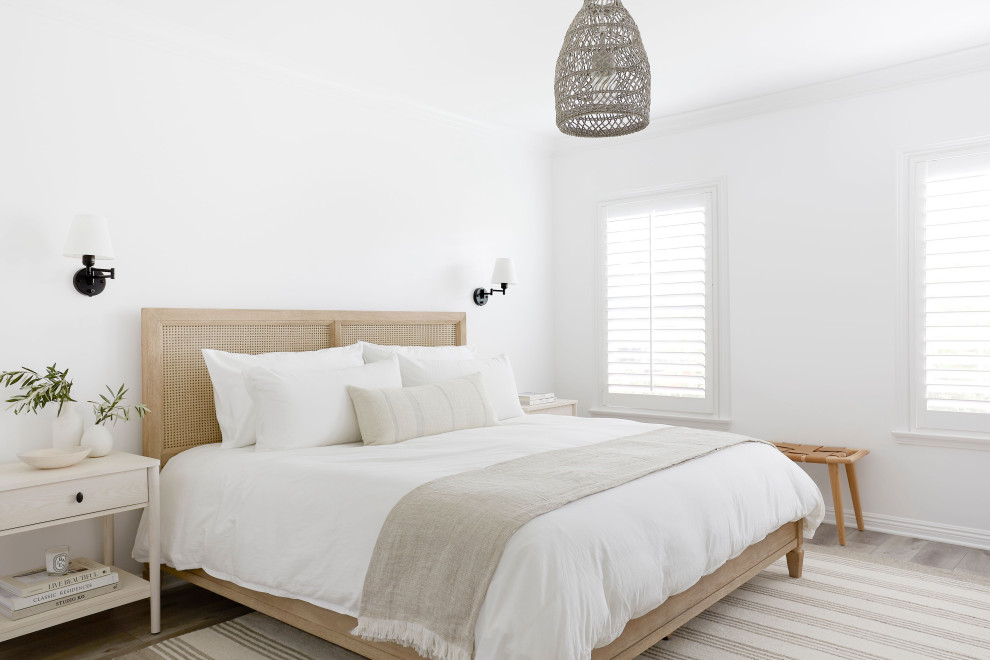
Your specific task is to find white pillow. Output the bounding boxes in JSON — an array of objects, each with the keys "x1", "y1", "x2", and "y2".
[
  {"x1": 397, "y1": 354, "x2": 525, "y2": 421},
  {"x1": 244, "y1": 357, "x2": 402, "y2": 452},
  {"x1": 359, "y1": 341, "x2": 476, "y2": 364},
  {"x1": 202, "y1": 344, "x2": 363, "y2": 448},
  {"x1": 349, "y1": 373, "x2": 498, "y2": 446}
]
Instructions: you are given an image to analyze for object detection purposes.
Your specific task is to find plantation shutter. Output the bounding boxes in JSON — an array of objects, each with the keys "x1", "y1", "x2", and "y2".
[
  {"x1": 920, "y1": 150, "x2": 990, "y2": 430},
  {"x1": 603, "y1": 191, "x2": 714, "y2": 414}
]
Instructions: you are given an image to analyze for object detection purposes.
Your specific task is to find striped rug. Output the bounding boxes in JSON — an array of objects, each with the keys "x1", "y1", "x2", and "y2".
[{"x1": 119, "y1": 548, "x2": 990, "y2": 660}]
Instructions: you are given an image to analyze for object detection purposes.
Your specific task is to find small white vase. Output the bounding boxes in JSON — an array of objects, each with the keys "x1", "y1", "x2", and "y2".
[
  {"x1": 51, "y1": 404, "x2": 84, "y2": 450},
  {"x1": 81, "y1": 425, "x2": 114, "y2": 458}
]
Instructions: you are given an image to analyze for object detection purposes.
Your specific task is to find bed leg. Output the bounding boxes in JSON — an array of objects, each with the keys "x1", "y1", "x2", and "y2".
[{"x1": 786, "y1": 521, "x2": 804, "y2": 578}]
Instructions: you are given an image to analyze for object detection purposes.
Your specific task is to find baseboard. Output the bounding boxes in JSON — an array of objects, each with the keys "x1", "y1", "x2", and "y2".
[{"x1": 822, "y1": 506, "x2": 990, "y2": 551}]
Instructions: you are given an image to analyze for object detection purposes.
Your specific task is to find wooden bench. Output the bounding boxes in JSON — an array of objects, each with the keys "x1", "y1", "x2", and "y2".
[{"x1": 773, "y1": 444, "x2": 869, "y2": 546}]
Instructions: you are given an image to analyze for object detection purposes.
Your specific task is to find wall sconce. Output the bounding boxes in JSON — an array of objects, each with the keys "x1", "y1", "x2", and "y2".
[
  {"x1": 473, "y1": 258, "x2": 518, "y2": 306},
  {"x1": 64, "y1": 214, "x2": 115, "y2": 297}
]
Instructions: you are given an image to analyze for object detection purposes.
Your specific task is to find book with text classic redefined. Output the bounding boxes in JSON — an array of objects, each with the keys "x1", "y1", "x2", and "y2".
[{"x1": 0, "y1": 582, "x2": 120, "y2": 620}]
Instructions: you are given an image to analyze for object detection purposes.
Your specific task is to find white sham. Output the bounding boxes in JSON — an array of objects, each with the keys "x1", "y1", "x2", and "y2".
[
  {"x1": 203, "y1": 344, "x2": 364, "y2": 448},
  {"x1": 359, "y1": 341, "x2": 476, "y2": 364},
  {"x1": 397, "y1": 354, "x2": 525, "y2": 421},
  {"x1": 245, "y1": 357, "x2": 403, "y2": 452}
]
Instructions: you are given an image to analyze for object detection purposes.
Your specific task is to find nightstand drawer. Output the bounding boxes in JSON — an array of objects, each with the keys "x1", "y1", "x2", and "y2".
[{"x1": 0, "y1": 469, "x2": 148, "y2": 532}]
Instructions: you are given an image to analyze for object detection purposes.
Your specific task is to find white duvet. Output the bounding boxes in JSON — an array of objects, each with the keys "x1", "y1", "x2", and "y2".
[{"x1": 133, "y1": 415, "x2": 824, "y2": 660}]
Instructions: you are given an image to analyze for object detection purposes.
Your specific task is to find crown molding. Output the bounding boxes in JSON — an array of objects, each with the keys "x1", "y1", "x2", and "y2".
[
  {"x1": 0, "y1": 0, "x2": 553, "y2": 154},
  {"x1": 554, "y1": 42, "x2": 990, "y2": 155},
  {"x1": 10, "y1": 0, "x2": 989, "y2": 158}
]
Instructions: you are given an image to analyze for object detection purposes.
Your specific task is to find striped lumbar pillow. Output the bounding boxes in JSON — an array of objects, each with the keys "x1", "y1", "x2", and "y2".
[{"x1": 348, "y1": 373, "x2": 497, "y2": 446}]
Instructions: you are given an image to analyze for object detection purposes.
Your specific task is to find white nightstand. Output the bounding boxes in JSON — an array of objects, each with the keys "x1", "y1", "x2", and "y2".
[
  {"x1": 521, "y1": 399, "x2": 578, "y2": 416},
  {"x1": 0, "y1": 451, "x2": 160, "y2": 641}
]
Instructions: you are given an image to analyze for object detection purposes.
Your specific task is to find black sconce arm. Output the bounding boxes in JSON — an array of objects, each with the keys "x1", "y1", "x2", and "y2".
[
  {"x1": 473, "y1": 283, "x2": 510, "y2": 306},
  {"x1": 73, "y1": 255, "x2": 115, "y2": 297}
]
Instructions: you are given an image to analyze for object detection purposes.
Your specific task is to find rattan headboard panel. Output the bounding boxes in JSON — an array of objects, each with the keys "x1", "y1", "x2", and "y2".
[
  {"x1": 142, "y1": 309, "x2": 466, "y2": 464},
  {"x1": 338, "y1": 323, "x2": 458, "y2": 347},
  {"x1": 162, "y1": 324, "x2": 334, "y2": 455}
]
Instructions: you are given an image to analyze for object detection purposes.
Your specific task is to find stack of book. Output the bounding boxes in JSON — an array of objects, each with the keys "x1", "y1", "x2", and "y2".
[
  {"x1": 519, "y1": 392, "x2": 556, "y2": 406},
  {"x1": 0, "y1": 558, "x2": 119, "y2": 621}
]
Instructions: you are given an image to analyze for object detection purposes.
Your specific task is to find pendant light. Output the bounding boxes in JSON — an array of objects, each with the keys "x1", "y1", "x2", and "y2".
[{"x1": 555, "y1": 0, "x2": 651, "y2": 138}]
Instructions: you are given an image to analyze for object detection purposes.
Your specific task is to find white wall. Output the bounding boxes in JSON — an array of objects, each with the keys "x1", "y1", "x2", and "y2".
[
  {"x1": 0, "y1": 6, "x2": 555, "y2": 575},
  {"x1": 552, "y1": 70, "x2": 990, "y2": 545}
]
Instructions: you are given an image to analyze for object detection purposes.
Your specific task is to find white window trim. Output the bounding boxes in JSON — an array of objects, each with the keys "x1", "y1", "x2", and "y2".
[
  {"x1": 593, "y1": 178, "x2": 731, "y2": 423},
  {"x1": 895, "y1": 136, "x2": 990, "y2": 449},
  {"x1": 587, "y1": 406, "x2": 732, "y2": 430}
]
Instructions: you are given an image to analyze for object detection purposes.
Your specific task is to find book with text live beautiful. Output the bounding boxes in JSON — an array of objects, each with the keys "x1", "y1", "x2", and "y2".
[
  {"x1": 0, "y1": 558, "x2": 111, "y2": 598},
  {"x1": 0, "y1": 572, "x2": 119, "y2": 610}
]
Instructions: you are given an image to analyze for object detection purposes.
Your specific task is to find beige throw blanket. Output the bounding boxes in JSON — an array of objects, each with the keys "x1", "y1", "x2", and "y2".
[{"x1": 353, "y1": 426, "x2": 768, "y2": 660}]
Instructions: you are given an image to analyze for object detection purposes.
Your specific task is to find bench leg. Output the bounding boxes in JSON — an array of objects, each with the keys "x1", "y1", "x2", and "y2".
[
  {"x1": 828, "y1": 463, "x2": 846, "y2": 546},
  {"x1": 845, "y1": 462, "x2": 865, "y2": 531}
]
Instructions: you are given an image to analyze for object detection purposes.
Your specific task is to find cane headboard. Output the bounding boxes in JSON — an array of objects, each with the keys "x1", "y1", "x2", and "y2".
[{"x1": 141, "y1": 309, "x2": 467, "y2": 465}]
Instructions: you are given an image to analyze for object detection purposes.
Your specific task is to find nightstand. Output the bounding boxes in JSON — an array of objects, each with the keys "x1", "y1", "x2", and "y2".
[
  {"x1": 0, "y1": 451, "x2": 160, "y2": 641},
  {"x1": 522, "y1": 399, "x2": 578, "y2": 416}
]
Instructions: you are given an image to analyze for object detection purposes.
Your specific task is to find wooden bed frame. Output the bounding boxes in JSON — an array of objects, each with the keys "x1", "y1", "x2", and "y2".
[{"x1": 141, "y1": 307, "x2": 804, "y2": 660}]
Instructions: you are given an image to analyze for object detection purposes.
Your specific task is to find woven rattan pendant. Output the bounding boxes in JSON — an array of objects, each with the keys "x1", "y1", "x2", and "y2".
[{"x1": 555, "y1": 0, "x2": 651, "y2": 138}]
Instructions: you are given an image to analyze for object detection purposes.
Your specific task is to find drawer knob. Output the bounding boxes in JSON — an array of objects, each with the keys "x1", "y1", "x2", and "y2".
[{"x1": 76, "y1": 492, "x2": 84, "y2": 503}]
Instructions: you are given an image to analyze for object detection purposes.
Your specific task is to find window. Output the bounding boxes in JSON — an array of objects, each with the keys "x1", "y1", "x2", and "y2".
[
  {"x1": 597, "y1": 181, "x2": 727, "y2": 418},
  {"x1": 904, "y1": 139, "x2": 990, "y2": 437}
]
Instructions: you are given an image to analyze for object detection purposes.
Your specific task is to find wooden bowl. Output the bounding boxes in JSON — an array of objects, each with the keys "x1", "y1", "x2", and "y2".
[{"x1": 17, "y1": 447, "x2": 92, "y2": 469}]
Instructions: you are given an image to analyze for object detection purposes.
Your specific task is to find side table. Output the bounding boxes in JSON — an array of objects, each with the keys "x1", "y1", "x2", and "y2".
[{"x1": 0, "y1": 452, "x2": 160, "y2": 641}]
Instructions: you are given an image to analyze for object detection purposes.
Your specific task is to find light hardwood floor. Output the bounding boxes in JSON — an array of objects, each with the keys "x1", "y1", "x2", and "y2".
[
  {"x1": 807, "y1": 523, "x2": 990, "y2": 577},
  {"x1": 2, "y1": 525, "x2": 988, "y2": 660}
]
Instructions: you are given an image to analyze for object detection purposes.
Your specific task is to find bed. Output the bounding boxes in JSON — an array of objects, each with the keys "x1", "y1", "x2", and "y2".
[{"x1": 134, "y1": 308, "x2": 823, "y2": 660}]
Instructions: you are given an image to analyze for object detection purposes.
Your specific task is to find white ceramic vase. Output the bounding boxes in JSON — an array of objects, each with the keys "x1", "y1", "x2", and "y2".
[
  {"x1": 51, "y1": 403, "x2": 84, "y2": 450},
  {"x1": 80, "y1": 425, "x2": 114, "y2": 457}
]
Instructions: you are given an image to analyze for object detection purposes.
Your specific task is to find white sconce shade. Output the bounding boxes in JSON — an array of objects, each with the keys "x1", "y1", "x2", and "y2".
[
  {"x1": 474, "y1": 258, "x2": 518, "y2": 306},
  {"x1": 64, "y1": 214, "x2": 114, "y2": 260},
  {"x1": 64, "y1": 214, "x2": 117, "y2": 297},
  {"x1": 490, "y1": 258, "x2": 518, "y2": 285}
]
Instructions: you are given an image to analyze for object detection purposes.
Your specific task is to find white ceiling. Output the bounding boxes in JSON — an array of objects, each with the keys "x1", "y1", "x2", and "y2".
[{"x1": 104, "y1": 0, "x2": 990, "y2": 137}]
